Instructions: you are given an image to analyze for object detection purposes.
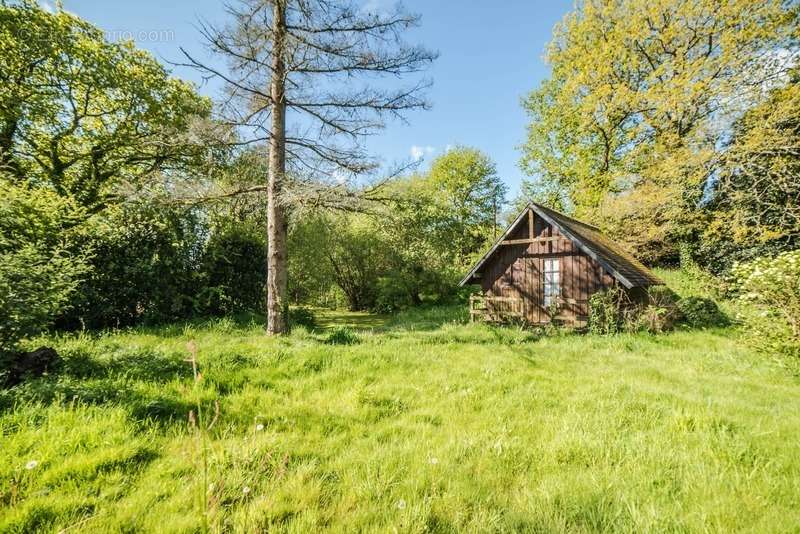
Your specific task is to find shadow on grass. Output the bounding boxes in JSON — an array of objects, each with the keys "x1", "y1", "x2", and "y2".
[
  {"x1": 313, "y1": 309, "x2": 389, "y2": 331},
  {"x1": 133, "y1": 311, "x2": 267, "y2": 338},
  {"x1": 0, "y1": 373, "x2": 199, "y2": 428},
  {"x1": 59, "y1": 346, "x2": 192, "y2": 382}
]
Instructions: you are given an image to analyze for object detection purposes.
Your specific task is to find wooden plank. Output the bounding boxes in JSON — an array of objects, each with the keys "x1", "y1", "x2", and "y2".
[
  {"x1": 528, "y1": 210, "x2": 535, "y2": 239},
  {"x1": 499, "y1": 237, "x2": 568, "y2": 246}
]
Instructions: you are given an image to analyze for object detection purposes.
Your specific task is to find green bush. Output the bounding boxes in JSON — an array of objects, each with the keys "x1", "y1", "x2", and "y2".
[
  {"x1": 0, "y1": 181, "x2": 88, "y2": 354},
  {"x1": 0, "y1": 247, "x2": 86, "y2": 355},
  {"x1": 64, "y1": 203, "x2": 206, "y2": 329},
  {"x1": 197, "y1": 220, "x2": 266, "y2": 316},
  {"x1": 588, "y1": 288, "x2": 624, "y2": 335},
  {"x1": 289, "y1": 307, "x2": 316, "y2": 331},
  {"x1": 730, "y1": 250, "x2": 800, "y2": 355},
  {"x1": 590, "y1": 286, "x2": 681, "y2": 335},
  {"x1": 676, "y1": 297, "x2": 729, "y2": 328}
]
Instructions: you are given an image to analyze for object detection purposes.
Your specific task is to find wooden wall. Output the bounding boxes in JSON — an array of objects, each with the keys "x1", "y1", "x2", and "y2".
[{"x1": 480, "y1": 211, "x2": 615, "y2": 325}]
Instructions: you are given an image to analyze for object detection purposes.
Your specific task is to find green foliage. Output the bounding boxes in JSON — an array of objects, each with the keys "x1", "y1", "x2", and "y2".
[
  {"x1": 197, "y1": 219, "x2": 266, "y2": 316},
  {"x1": 426, "y1": 146, "x2": 507, "y2": 260},
  {"x1": 288, "y1": 307, "x2": 316, "y2": 331},
  {"x1": 676, "y1": 297, "x2": 729, "y2": 329},
  {"x1": 324, "y1": 326, "x2": 359, "y2": 345},
  {"x1": 730, "y1": 250, "x2": 800, "y2": 355},
  {"x1": 0, "y1": 247, "x2": 85, "y2": 354},
  {"x1": 590, "y1": 286, "x2": 683, "y2": 335},
  {"x1": 66, "y1": 202, "x2": 206, "y2": 329},
  {"x1": 588, "y1": 288, "x2": 624, "y2": 335},
  {"x1": 0, "y1": 180, "x2": 88, "y2": 353},
  {"x1": 520, "y1": 0, "x2": 798, "y2": 264},
  {"x1": 713, "y1": 75, "x2": 800, "y2": 245},
  {"x1": 700, "y1": 75, "x2": 800, "y2": 269},
  {"x1": 0, "y1": 1, "x2": 210, "y2": 210},
  {"x1": 315, "y1": 148, "x2": 501, "y2": 313},
  {"x1": 1, "y1": 308, "x2": 799, "y2": 530},
  {"x1": 288, "y1": 215, "x2": 334, "y2": 306},
  {"x1": 326, "y1": 214, "x2": 386, "y2": 311},
  {"x1": 625, "y1": 287, "x2": 681, "y2": 334}
]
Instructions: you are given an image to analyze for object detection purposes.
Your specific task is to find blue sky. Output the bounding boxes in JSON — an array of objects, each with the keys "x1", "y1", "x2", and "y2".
[{"x1": 54, "y1": 0, "x2": 574, "y2": 197}]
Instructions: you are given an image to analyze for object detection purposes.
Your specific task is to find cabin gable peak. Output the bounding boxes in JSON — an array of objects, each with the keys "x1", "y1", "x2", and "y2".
[{"x1": 459, "y1": 203, "x2": 662, "y2": 289}]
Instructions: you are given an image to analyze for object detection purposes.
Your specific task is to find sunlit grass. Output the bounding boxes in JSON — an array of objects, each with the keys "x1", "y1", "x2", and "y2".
[{"x1": 1, "y1": 273, "x2": 799, "y2": 532}]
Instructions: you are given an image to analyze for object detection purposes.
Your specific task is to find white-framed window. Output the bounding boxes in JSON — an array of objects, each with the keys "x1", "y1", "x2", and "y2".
[{"x1": 543, "y1": 258, "x2": 560, "y2": 308}]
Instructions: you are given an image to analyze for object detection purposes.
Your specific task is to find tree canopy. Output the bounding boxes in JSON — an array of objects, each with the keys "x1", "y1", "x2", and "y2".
[
  {"x1": 0, "y1": 0, "x2": 211, "y2": 210},
  {"x1": 519, "y1": 0, "x2": 799, "y2": 263}
]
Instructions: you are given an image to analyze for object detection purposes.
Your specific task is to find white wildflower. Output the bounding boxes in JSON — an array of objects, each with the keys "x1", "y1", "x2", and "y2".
[
  {"x1": 429, "y1": 457, "x2": 439, "y2": 465},
  {"x1": 243, "y1": 486, "x2": 251, "y2": 495},
  {"x1": 396, "y1": 499, "x2": 406, "y2": 509},
  {"x1": 25, "y1": 460, "x2": 38, "y2": 470},
  {"x1": 256, "y1": 423, "x2": 264, "y2": 431}
]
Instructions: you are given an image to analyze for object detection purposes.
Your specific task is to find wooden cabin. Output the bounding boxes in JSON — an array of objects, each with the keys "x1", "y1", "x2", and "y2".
[{"x1": 460, "y1": 203, "x2": 663, "y2": 326}]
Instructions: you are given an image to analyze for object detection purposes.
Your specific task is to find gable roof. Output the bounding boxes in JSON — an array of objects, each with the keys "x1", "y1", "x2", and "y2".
[{"x1": 459, "y1": 203, "x2": 663, "y2": 289}]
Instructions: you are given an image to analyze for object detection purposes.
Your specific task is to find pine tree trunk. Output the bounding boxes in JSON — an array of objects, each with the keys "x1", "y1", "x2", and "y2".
[{"x1": 266, "y1": 0, "x2": 288, "y2": 334}]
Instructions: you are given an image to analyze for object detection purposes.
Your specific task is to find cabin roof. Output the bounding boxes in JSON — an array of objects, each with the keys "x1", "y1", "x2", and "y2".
[{"x1": 459, "y1": 203, "x2": 663, "y2": 289}]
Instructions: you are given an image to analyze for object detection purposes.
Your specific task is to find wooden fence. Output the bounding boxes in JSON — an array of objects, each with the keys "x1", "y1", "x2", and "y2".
[{"x1": 468, "y1": 294, "x2": 524, "y2": 323}]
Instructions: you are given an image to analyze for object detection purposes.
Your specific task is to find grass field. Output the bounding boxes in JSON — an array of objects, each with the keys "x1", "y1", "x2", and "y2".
[{"x1": 1, "y1": 271, "x2": 800, "y2": 532}]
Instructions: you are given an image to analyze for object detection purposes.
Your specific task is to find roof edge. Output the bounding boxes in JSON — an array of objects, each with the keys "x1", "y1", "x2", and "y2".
[
  {"x1": 458, "y1": 205, "x2": 532, "y2": 286},
  {"x1": 459, "y1": 203, "x2": 662, "y2": 289},
  {"x1": 529, "y1": 203, "x2": 637, "y2": 289}
]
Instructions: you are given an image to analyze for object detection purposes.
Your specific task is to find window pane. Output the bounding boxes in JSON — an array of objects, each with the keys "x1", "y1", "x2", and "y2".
[{"x1": 543, "y1": 258, "x2": 560, "y2": 308}]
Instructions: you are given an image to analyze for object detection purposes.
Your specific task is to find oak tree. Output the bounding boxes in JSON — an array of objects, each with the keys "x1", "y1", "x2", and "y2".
[{"x1": 519, "y1": 0, "x2": 798, "y2": 263}]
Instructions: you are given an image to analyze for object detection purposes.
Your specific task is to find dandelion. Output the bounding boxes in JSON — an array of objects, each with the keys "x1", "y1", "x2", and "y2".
[
  {"x1": 396, "y1": 499, "x2": 406, "y2": 510},
  {"x1": 256, "y1": 423, "x2": 264, "y2": 431},
  {"x1": 243, "y1": 486, "x2": 251, "y2": 495},
  {"x1": 25, "y1": 460, "x2": 38, "y2": 470}
]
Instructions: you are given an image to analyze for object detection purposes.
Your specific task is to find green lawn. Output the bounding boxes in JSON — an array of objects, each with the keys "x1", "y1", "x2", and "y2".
[{"x1": 1, "y1": 277, "x2": 800, "y2": 532}]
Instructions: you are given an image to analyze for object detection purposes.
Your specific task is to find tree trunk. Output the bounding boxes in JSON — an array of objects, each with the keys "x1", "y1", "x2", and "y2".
[{"x1": 266, "y1": 0, "x2": 288, "y2": 334}]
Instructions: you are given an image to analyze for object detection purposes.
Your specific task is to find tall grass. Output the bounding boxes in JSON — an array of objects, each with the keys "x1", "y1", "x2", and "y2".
[{"x1": 1, "y1": 272, "x2": 799, "y2": 532}]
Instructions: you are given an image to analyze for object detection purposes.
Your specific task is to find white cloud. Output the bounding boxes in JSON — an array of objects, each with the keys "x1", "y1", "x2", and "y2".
[
  {"x1": 331, "y1": 169, "x2": 349, "y2": 184},
  {"x1": 39, "y1": 0, "x2": 55, "y2": 13},
  {"x1": 410, "y1": 145, "x2": 435, "y2": 161}
]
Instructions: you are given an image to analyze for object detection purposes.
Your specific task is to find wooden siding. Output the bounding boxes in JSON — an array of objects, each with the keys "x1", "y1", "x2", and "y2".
[{"x1": 480, "y1": 211, "x2": 615, "y2": 325}]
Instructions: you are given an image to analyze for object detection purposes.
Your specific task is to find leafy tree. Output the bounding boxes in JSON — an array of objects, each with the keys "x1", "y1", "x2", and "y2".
[
  {"x1": 288, "y1": 214, "x2": 335, "y2": 306},
  {"x1": 182, "y1": 0, "x2": 436, "y2": 333},
  {"x1": 427, "y1": 147, "x2": 506, "y2": 260},
  {"x1": 712, "y1": 74, "x2": 800, "y2": 245},
  {"x1": 520, "y1": 0, "x2": 798, "y2": 263},
  {"x1": 326, "y1": 214, "x2": 389, "y2": 311},
  {"x1": 0, "y1": 178, "x2": 87, "y2": 353},
  {"x1": 320, "y1": 148, "x2": 502, "y2": 312},
  {"x1": 0, "y1": 0, "x2": 210, "y2": 211}
]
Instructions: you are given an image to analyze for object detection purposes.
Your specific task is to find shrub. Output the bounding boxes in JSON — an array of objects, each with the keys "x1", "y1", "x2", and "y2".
[
  {"x1": 65, "y1": 202, "x2": 206, "y2": 329},
  {"x1": 0, "y1": 180, "x2": 88, "y2": 355},
  {"x1": 588, "y1": 287, "x2": 624, "y2": 335},
  {"x1": 635, "y1": 286, "x2": 681, "y2": 333},
  {"x1": 730, "y1": 250, "x2": 800, "y2": 354},
  {"x1": 0, "y1": 247, "x2": 87, "y2": 354},
  {"x1": 676, "y1": 297, "x2": 729, "y2": 328},
  {"x1": 197, "y1": 220, "x2": 266, "y2": 316},
  {"x1": 289, "y1": 307, "x2": 316, "y2": 331},
  {"x1": 591, "y1": 286, "x2": 682, "y2": 335}
]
